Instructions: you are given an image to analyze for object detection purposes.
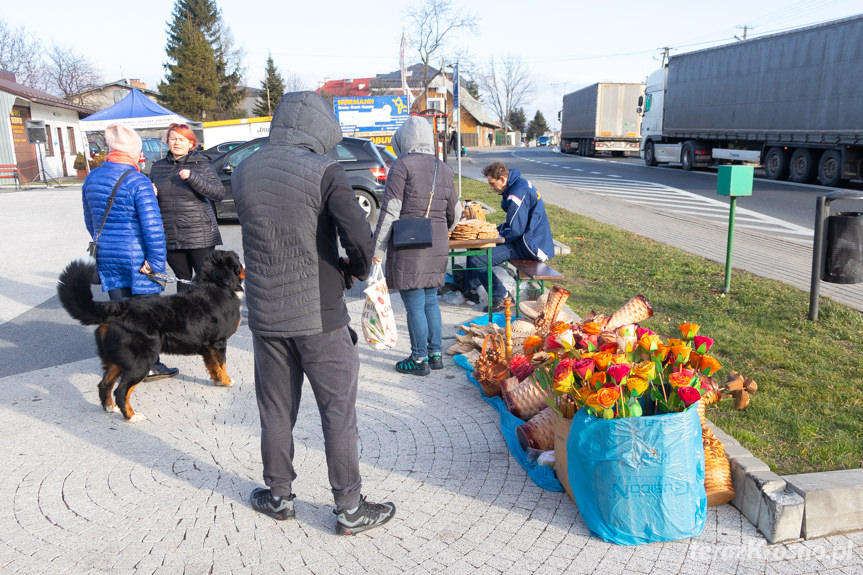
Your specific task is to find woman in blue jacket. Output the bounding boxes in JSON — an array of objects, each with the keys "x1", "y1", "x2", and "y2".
[{"x1": 81, "y1": 123, "x2": 177, "y2": 379}]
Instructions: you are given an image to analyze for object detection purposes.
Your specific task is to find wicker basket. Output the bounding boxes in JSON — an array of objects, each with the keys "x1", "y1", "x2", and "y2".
[
  {"x1": 516, "y1": 406, "x2": 556, "y2": 451},
  {"x1": 697, "y1": 400, "x2": 735, "y2": 506},
  {"x1": 474, "y1": 333, "x2": 508, "y2": 397},
  {"x1": 501, "y1": 375, "x2": 551, "y2": 420}
]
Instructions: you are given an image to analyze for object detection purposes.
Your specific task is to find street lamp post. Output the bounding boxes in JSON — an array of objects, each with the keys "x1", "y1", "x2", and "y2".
[{"x1": 551, "y1": 83, "x2": 559, "y2": 132}]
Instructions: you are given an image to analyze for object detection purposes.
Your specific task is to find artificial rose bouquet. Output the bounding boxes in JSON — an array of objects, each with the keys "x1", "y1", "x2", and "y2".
[{"x1": 509, "y1": 319, "x2": 722, "y2": 420}]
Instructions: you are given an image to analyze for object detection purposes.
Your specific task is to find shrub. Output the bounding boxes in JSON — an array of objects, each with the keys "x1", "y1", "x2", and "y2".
[
  {"x1": 89, "y1": 152, "x2": 106, "y2": 169},
  {"x1": 73, "y1": 152, "x2": 88, "y2": 171}
]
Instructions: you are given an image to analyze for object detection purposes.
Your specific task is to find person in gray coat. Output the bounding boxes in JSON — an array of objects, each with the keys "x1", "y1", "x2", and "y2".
[
  {"x1": 232, "y1": 91, "x2": 395, "y2": 535},
  {"x1": 372, "y1": 117, "x2": 459, "y2": 376}
]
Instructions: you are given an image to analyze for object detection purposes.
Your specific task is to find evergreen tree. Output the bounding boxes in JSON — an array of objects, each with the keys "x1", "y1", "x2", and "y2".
[
  {"x1": 527, "y1": 110, "x2": 549, "y2": 141},
  {"x1": 252, "y1": 55, "x2": 285, "y2": 117},
  {"x1": 159, "y1": 0, "x2": 243, "y2": 120},
  {"x1": 158, "y1": 19, "x2": 220, "y2": 121},
  {"x1": 508, "y1": 107, "x2": 526, "y2": 133}
]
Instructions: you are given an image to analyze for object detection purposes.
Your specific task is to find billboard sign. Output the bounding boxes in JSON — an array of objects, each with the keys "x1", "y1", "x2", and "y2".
[{"x1": 333, "y1": 95, "x2": 410, "y2": 145}]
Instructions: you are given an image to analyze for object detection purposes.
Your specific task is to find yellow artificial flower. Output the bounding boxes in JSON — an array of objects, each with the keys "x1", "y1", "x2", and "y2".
[
  {"x1": 631, "y1": 360, "x2": 656, "y2": 381},
  {"x1": 626, "y1": 376, "x2": 649, "y2": 395}
]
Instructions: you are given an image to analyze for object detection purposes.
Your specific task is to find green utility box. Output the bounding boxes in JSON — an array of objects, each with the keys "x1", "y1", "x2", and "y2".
[{"x1": 717, "y1": 165, "x2": 753, "y2": 196}]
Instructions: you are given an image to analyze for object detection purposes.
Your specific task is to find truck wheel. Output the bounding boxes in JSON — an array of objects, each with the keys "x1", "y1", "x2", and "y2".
[
  {"x1": 355, "y1": 190, "x2": 377, "y2": 224},
  {"x1": 644, "y1": 141, "x2": 658, "y2": 166},
  {"x1": 681, "y1": 143, "x2": 694, "y2": 171},
  {"x1": 764, "y1": 147, "x2": 788, "y2": 180},
  {"x1": 789, "y1": 148, "x2": 815, "y2": 183},
  {"x1": 817, "y1": 150, "x2": 842, "y2": 187}
]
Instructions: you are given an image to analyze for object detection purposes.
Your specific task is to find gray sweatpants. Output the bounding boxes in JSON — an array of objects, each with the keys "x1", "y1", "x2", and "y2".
[{"x1": 252, "y1": 325, "x2": 362, "y2": 511}]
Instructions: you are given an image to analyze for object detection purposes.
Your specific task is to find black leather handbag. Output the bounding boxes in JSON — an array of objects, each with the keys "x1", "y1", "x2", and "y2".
[{"x1": 392, "y1": 160, "x2": 438, "y2": 250}]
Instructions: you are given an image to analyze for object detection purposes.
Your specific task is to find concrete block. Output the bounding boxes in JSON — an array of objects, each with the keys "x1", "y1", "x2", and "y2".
[
  {"x1": 706, "y1": 421, "x2": 740, "y2": 447},
  {"x1": 740, "y1": 470, "x2": 785, "y2": 527},
  {"x1": 553, "y1": 239, "x2": 571, "y2": 257},
  {"x1": 756, "y1": 488, "x2": 804, "y2": 543},
  {"x1": 784, "y1": 469, "x2": 863, "y2": 539},
  {"x1": 730, "y1": 456, "x2": 771, "y2": 513},
  {"x1": 723, "y1": 443, "x2": 754, "y2": 461}
]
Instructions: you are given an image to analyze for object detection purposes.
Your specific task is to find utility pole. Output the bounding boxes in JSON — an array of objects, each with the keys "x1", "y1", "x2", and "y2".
[
  {"x1": 735, "y1": 24, "x2": 753, "y2": 41},
  {"x1": 551, "y1": 83, "x2": 559, "y2": 132}
]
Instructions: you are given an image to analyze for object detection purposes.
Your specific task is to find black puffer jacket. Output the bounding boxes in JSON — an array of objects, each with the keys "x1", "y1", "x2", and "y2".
[
  {"x1": 149, "y1": 151, "x2": 224, "y2": 250},
  {"x1": 232, "y1": 91, "x2": 373, "y2": 337}
]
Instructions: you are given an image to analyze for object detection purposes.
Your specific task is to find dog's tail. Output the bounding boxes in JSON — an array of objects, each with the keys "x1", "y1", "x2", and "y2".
[{"x1": 57, "y1": 260, "x2": 122, "y2": 326}]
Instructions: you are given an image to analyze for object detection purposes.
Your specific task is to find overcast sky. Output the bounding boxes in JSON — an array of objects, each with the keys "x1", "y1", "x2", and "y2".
[{"x1": 5, "y1": 0, "x2": 862, "y2": 126}]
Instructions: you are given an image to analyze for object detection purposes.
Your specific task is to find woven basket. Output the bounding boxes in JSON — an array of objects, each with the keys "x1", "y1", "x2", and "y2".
[
  {"x1": 474, "y1": 333, "x2": 508, "y2": 397},
  {"x1": 697, "y1": 400, "x2": 735, "y2": 506},
  {"x1": 501, "y1": 375, "x2": 550, "y2": 420},
  {"x1": 516, "y1": 406, "x2": 555, "y2": 451}
]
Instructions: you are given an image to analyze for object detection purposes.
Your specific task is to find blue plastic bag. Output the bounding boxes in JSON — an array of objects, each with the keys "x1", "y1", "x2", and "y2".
[{"x1": 566, "y1": 406, "x2": 706, "y2": 545}]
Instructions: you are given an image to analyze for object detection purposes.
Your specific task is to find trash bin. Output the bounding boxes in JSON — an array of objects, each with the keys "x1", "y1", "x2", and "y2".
[{"x1": 822, "y1": 212, "x2": 863, "y2": 284}]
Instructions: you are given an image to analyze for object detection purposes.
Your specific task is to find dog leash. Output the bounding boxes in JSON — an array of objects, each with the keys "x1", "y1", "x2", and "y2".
[{"x1": 144, "y1": 271, "x2": 195, "y2": 288}]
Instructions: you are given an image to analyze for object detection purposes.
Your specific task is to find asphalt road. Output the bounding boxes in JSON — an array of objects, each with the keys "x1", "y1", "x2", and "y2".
[{"x1": 464, "y1": 147, "x2": 863, "y2": 235}]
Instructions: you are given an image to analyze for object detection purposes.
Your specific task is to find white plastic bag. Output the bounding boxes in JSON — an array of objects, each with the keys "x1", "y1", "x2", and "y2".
[{"x1": 362, "y1": 263, "x2": 398, "y2": 349}]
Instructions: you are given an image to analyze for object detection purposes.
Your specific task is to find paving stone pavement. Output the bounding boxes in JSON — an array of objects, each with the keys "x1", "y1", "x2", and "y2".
[{"x1": 1, "y1": 183, "x2": 863, "y2": 574}]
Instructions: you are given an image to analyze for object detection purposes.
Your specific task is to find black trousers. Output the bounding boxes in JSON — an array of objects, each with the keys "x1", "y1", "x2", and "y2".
[
  {"x1": 252, "y1": 326, "x2": 362, "y2": 510},
  {"x1": 167, "y1": 247, "x2": 213, "y2": 292}
]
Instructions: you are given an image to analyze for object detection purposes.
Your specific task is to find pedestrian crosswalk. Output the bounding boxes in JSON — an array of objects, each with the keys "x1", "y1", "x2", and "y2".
[{"x1": 522, "y1": 172, "x2": 814, "y2": 244}]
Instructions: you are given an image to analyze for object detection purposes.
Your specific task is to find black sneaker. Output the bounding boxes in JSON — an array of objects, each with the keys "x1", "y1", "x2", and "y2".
[
  {"x1": 428, "y1": 353, "x2": 444, "y2": 370},
  {"x1": 144, "y1": 361, "x2": 179, "y2": 381},
  {"x1": 250, "y1": 488, "x2": 295, "y2": 521},
  {"x1": 335, "y1": 496, "x2": 396, "y2": 535},
  {"x1": 490, "y1": 300, "x2": 507, "y2": 313},
  {"x1": 396, "y1": 356, "x2": 430, "y2": 376},
  {"x1": 463, "y1": 290, "x2": 480, "y2": 304}
]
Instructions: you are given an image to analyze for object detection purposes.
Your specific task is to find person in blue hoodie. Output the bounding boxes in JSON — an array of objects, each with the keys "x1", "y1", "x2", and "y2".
[{"x1": 464, "y1": 162, "x2": 555, "y2": 312}]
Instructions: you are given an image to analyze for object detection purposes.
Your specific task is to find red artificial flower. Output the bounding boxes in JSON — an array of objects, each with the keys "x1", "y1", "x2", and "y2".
[
  {"x1": 607, "y1": 363, "x2": 631, "y2": 384},
  {"x1": 676, "y1": 385, "x2": 702, "y2": 407},
  {"x1": 693, "y1": 335, "x2": 715, "y2": 354},
  {"x1": 572, "y1": 357, "x2": 595, "y2": 380}
]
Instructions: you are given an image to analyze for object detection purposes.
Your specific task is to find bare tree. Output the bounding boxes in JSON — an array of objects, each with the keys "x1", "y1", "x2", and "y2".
[
  {"x1": 478, "y1": 55, "x2": 534, "y2": 133},
  {"x1": 285, "y1": 71, "x2": 305, "y2": 92},
  {"x1": 0, "y1": 19, "x2": 48, "y2": 91},
  {"x1": 46, "y1": 45, "x2": 102, "y2": 103},
  {"x1": 404, "y1": 0, "x2": 478, "y2": 98}
]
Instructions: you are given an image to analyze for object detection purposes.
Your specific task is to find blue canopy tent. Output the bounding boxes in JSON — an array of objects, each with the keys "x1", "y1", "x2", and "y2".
[{"x1": 80, "y1": 88, "x2": 198, "y2": 132}]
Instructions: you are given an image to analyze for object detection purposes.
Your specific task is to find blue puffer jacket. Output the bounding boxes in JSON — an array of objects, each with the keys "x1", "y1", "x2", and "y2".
[
  {"x1": 498, "y1": 168, "x2": 555, "y2": 261},
  {"x1": 82, "y1": 161, "x2": 167, "y2": 294}
]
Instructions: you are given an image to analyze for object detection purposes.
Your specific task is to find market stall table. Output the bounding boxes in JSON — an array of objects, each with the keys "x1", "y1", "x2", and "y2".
[{"x1": 448, "y1": 237, "x2": 505, "y2": 322}]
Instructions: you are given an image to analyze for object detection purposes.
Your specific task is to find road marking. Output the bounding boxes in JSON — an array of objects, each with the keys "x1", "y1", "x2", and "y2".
[{"x1": 523, "y1": 173, "x2": 814, "y2": 242}]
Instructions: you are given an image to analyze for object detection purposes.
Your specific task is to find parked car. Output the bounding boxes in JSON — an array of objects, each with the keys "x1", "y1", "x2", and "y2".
[
  {"x1": 198, "y1": 140, "x2": 246, "y2": 161},
  {"x1": 209, "y1": 136, "x2": 388, "y2": 223},
  {"x1": 140, "y1": 138, "x2": 168, "y2": 175},
  {"x1": 376, "y1": 144, "x2": 397, "y2": 169},
  {"x1": 537, "y1": 136, "x2": 551, "y2": 147}
]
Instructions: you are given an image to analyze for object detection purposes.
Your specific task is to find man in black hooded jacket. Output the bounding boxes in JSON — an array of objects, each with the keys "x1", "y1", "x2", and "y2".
[{"x1": 233, "y1": 91, "x2": 395, "y2": 535}]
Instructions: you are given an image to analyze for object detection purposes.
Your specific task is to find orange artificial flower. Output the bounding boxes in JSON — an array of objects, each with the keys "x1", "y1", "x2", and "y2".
[
  {"x1": 678, "y1": 323, "x2": 701, "y2": 339},
  {"x1": 638, "y1": 333, "x2": 661, "y2": 353},
  {"x1": 592, "y1": 351, "x2": 613, "y2": 370},
  {"x1": 669, "y1": 370, "x2": 693, "y2": 388},
  {"x1": 596, "y1": 386, "x2": 621, "y2": 408},
  {"x1": 549, "y1": 321, "x2": 569, "y2": 335},
  {"x1": 582, "y1": 322, "x2": 602, "y2": 335},
  {"x1": 588, "y1": 370, "x2": 607, "y2": 388},
  {"x1": 523, "y1": 335, "x2": 544, "y2": 354},
  {"x1": 697, "y1": 354, "x2": 722, "y2": 376}
]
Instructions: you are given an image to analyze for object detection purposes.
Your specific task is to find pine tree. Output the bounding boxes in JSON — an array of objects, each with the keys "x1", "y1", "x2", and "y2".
[
  {"x1": 159, "y1": 0, "x2": 243, "y2": 120},
  {"x1": 527, "y1": 110, "x2": 549, "y2": 141},
  {"x1": 158, "y1": 20, "x2": 220, "y2": 121},
  {"x1": 508, "y1": 107, "x2": 527, "y2": 134},
  {"x1": 252, "y1": 55, "x2": 285, "y2": 117}
]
